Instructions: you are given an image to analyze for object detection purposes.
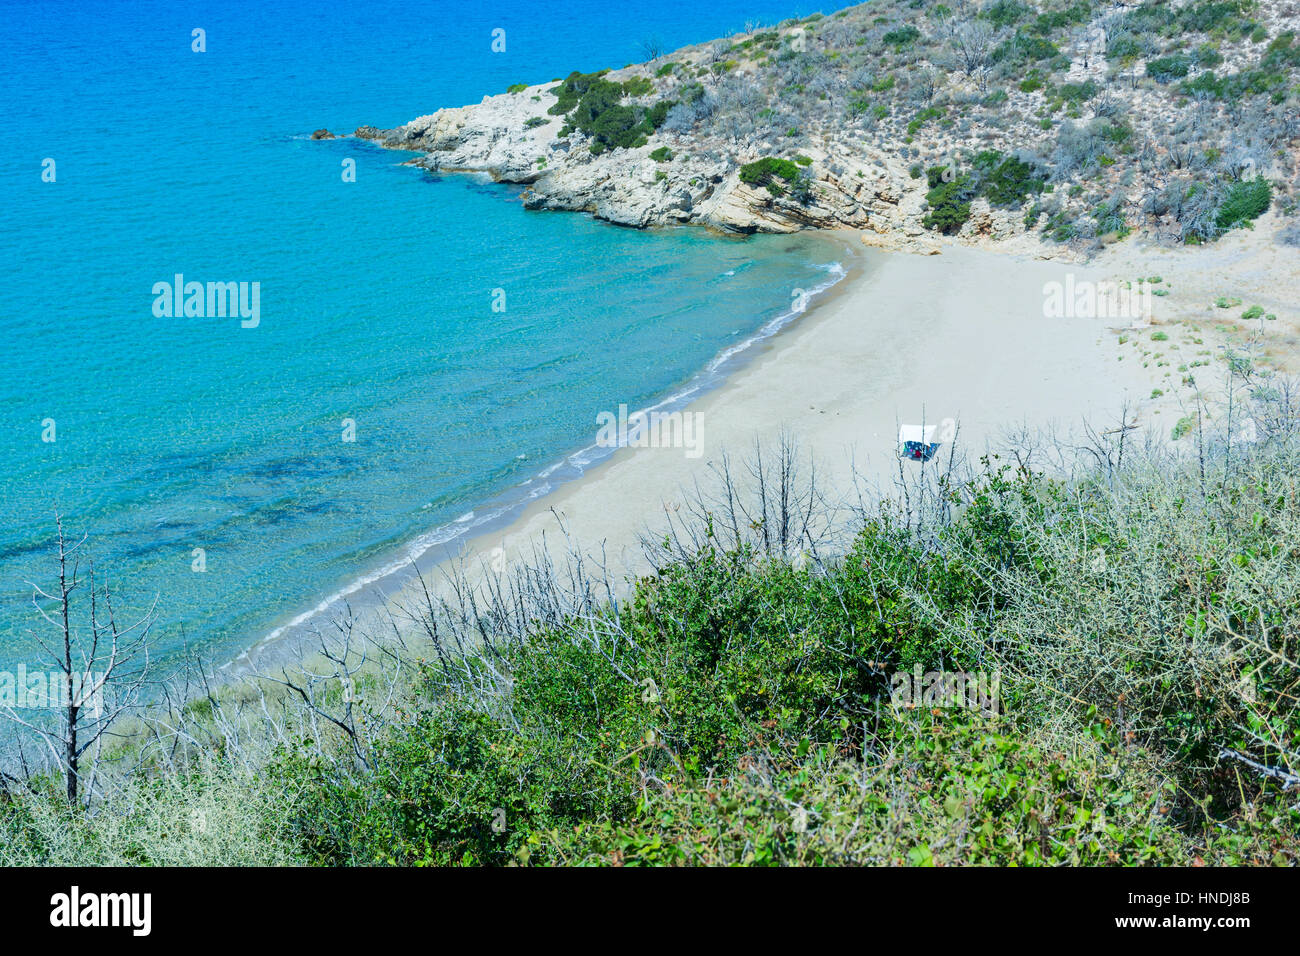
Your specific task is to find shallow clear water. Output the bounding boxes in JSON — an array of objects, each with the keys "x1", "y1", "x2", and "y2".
[{"x1": 0, "y1": 0, "x2": 848, "y2": 669}]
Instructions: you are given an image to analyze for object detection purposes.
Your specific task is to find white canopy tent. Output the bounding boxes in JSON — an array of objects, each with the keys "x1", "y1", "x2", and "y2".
[
  {"x1": 898, "y1": 425, "x2": 938, "y2": 446},
  {"x1": 898, "y1": 424, "x2": 942, "y2": 462}
]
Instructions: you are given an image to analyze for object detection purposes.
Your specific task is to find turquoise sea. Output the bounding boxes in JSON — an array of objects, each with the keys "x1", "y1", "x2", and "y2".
[{"x1": 0, "y1": 0, "x2": 849, "y2": 671}]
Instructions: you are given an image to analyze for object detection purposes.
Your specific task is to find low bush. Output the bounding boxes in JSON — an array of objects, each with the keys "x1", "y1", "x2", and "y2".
[
  {"x1": 739, "y1": 156, "x2": 802, "y2": 195},
  {"x1": 1215, "y1": 177, "x2": 1272, "y2": 231}
]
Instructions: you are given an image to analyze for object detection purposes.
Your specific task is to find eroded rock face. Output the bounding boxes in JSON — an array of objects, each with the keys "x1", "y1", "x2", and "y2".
[
  {"x1": 310, "y1": 129, "x2": 335, "y2": 140},
  {"x1": 345, "y1": 75, "x2": 913, "y2": 236},
  {"x1": 342, "y1": 76, "x2": 1049, "y2": 255},
  {"x1": 961, "y1": 198, "x2": 1029, "y2": 243}
]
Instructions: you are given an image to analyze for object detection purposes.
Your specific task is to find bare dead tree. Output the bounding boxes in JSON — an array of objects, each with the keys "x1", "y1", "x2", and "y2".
[
  {"x1": 639, "y1": 432, "x2": 835, "y2": 568},
  {"x1": 1, "y1": 516, "x2": 155, "y2": 805},
  {"x1": 638, "y1": 35, "x2": 665, "y2": 62},
  {"x1": 950, "y1": 22, "x2": 997, "y2": 78},
  {"x1": 917, "y1": 67, "x2": 939, "y2": 107}
]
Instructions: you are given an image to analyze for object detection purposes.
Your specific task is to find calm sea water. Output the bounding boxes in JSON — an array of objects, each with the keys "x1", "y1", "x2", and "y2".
[{"x1": 0, "y1": 0, "x2": 848, "y2": 670}]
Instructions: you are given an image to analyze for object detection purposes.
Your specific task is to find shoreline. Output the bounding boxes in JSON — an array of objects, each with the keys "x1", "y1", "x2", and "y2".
[{"x1": 224, "y1": 232, "x2": 864, "y2": 677}]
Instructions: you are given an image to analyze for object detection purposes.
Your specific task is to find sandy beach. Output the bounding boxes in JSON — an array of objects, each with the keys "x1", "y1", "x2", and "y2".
[{"x1": 397, "y1": 237, "x2": 1160, "y2": 603}]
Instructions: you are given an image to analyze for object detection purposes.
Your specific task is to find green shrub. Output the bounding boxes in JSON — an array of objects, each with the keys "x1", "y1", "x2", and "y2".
[
  {"x1": 1195, "y1": 43, "x2": 1224, "y2": 68},
  {"x1": 622, "y1": 76, "x2": 654, "y2": 97},
  {"x1": 1058, "y1": 80, "x2": 1098, "y2": 102},
  {"x1": 1146, "y1": 55, "x2": 1192, "y2": 82},
  {"x1": 542, "y1": 714, "x2": 1199, "y2": 866},
  {"x1": 983, "y1": 0, "x2": 1031, "y2": 28},
  {"x1": 882, "y1": 25, "x2": 922, "y2": 48},
  {"x1": 739, "y1": 156, "x2": 802, "y2": 195},
  {"x1": 1107, "y1": 34, "x2": 1143, "y2": 61},
  {"x1": 548, "y1": 69, "x2": 611, "y2": 114},
  {"x1": 547, "y1": 71, "x2": 675, "y2": 153},
  {"x1": 994, "y1": 32, "x2": 1059, "y2": 65},
  {"x1": 923, "y1": 173, "x2": 974, "y2": 234},
  {"x1": 907, "y1": 106, "x2": 945, "y2": 135},
  {"x1": 973, "y1": 150, "x2": 1048, "y2": 207},
  {"x1": 1215, "y1": 177, "x2": 1272, "y2": 231}
]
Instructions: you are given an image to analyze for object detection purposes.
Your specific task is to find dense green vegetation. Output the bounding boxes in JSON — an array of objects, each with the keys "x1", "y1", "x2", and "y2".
[
  {"x1": 739, "y1": 156, "x2": 803, "y2": 196},
  {"x1": 1216, "y1": 177, "x2": 1273, "y2": 230},
  {"x1": 246, "y1": 432, "x2": 1300, "y2": 864},
  {"x1": 1146, "y1": 54, "x2": 1192, "y2": 82},
  {"x1": 549, "y1": 70, "x2": 675, "y2": 154},
  {"x1": 922, "y1": 149, "x2": 1048, "y2": 234}
]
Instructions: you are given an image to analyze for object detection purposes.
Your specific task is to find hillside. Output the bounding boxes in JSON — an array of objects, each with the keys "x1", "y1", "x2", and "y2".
[{"x1": 347, "y1": 0, "x2": 1300, "y2": 254}]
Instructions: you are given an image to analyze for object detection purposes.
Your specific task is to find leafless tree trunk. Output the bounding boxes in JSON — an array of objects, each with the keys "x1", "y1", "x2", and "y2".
[
  {"x1": 951, "y1": 22, "x2": 996, "y2": 78},
  {"x1": 639, "y1": 35, "x2": 665, "y2": 62},
  {"x1": 1, "y1": 515, "x2": 155, "y2": 805}
]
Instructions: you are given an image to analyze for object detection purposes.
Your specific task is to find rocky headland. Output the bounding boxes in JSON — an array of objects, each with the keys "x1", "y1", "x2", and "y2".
[{"x1": 333, "y1": 0, "x2": 1299, "y2": 259}]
